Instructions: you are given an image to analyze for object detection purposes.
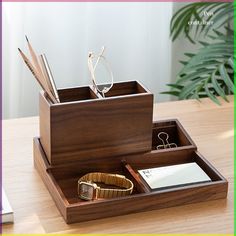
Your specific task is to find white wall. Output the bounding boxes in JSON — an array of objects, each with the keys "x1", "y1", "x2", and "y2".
[{"x1": 3, "y1": 2, "x2": 173, "y2": 119}]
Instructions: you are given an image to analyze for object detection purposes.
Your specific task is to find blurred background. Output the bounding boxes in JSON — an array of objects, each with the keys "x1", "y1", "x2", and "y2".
[{"x1": 3, "y1": 2, "x2": 233, "y2": 119}]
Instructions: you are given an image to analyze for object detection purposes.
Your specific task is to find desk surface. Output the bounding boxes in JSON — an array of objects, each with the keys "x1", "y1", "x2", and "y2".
[{"x1": 3, "y1": 96, "x2": 234, "y2": 234}]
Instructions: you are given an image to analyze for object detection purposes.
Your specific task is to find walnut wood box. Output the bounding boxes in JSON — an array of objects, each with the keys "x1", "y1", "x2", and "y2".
[
  {"x1": 33, "y1": 120, "x2": 228, "y2": 224},
  {"x1": 39, "y1": 81, "x2": 153, "y2": 166}
]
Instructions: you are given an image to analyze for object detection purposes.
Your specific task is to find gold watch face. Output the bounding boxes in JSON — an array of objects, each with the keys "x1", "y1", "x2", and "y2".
[{"x1": 78, "y1": 182, "x2": 97, "y2": 200}]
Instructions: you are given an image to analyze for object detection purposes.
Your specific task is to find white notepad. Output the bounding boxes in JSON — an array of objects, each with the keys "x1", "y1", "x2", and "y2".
[
  {"x1": 138, "y1": 162, "x2": 211, "y2": 190},
  {"x1": 2, "y1": 188, "x2": 14, "y2": 224}
]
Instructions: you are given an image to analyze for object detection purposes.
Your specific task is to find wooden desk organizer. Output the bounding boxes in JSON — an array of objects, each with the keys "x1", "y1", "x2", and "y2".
[{"x1": 34, "y1": 80, "x2": 228, "y2": 224}]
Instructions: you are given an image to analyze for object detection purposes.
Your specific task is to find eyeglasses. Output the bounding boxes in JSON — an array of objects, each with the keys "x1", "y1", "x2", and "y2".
[{"x1": 88, "y1": 46, "x2": 114, "y2": 98}]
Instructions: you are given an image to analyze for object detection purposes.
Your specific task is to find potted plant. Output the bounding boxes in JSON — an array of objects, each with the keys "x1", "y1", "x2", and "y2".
[{"x1": 162, "y1": 2, "x2": 234, "y2": 105}]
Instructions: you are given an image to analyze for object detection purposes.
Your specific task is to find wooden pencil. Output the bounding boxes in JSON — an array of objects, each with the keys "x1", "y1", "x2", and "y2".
[
  {"x1": 38, "y1": 55, "x2": 58, "y2": 100},
  {"x1": 25, "y1": 36, "x2": 55, "y2": 97},
  {"x1": 25, "y1": 36, "x2": 43, "y2": 77},
  {"x1": 39, "y1": 54, "x2": 60, "y2": 103},
  {"x1": 18, "y1": 48, "x2": 58, "y2": 104}
]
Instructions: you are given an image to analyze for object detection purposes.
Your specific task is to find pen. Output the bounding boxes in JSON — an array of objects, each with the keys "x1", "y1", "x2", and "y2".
[{"x1": 39, "y1": 54, "x2": 60, "y2": 103}]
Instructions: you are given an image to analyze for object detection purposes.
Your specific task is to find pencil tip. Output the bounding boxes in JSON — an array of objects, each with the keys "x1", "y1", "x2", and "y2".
[
  {"x1": 25, "y1": 35, "x2": 29, "y2": 42},
  {"x1": 18, "y1": 48, "x2": 22, "y2": 52}
]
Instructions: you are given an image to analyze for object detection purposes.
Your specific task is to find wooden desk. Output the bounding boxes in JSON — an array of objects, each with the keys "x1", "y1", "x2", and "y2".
[{"x1": 2, "y1": 96, "x2": 234, "y2": 234}]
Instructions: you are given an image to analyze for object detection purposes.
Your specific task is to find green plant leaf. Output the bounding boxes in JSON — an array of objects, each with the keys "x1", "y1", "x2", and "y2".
[
  {"x1": 212, "y1": 29, "x2": 225, "y2": 36},
  {"x1": 178, "y1": 78, "x2": 204, "y2": 99},
  {"x1": 219, "y1": 64, "x2": 234, "y2": 93},
  {"x1": 185, "y1": 51, "x2": 232, "y2": 68},
  {"x1": 193, "y1": 82, "x2": 205, "y2": 101},
  {"x1": 208, "y1": 30, "x2": 234, "y2": 42},
  {"x1": 198, "y1": 41, "x2": 210, "y2": 46},
  {"x1": 208, "y1": 35, "x2": 217, "y2": 40},
  {"x1": 170, "y1": 3, "x2": 198, "y2": 34},
  {"x1": 166, "y1": 83, "x2": 184, "y2": 90},
  {"x1": 211, "y1": 70, "x2": 229, "y2": 102},
  {"x1": 212, "y1": 6, "x2": 234, "y2": 28},
  {"x1": 160, "y1": 91, "x2": 180, "y2": 96},
  {"x1": 225, "y1": 26, "x2": 234, "y2": 35},
  {"x1": 172, "y1": 9, "x2": 195, "y2": 41},
  {"x1": 176, "y1": 69, "x2": 214, "y2": 84},
  {"x1": 170, "y1": 3, "x2": 194, "y2": 33},
  {"x1": 184, "y1": 53, "x2": 196, "y2": 58},
  {"x1": 179, "y1": 61, "x2": 219, "y2": 75},
  {"x1": 228, "y1": 57, "x2": 234, "y2": 69},
  {"x1": 179, "y1": 60, "x2": 188, "y2": 66},
  {"x1": 204, "y1": 78, "x2": 221, "y2": 105}
]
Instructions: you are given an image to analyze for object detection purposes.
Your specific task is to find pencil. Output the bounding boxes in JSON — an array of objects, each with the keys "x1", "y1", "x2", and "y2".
[
  {"x1": 25, "y1": 36, "x2": 53, "y2": 94},
  {"x1": 39, "y1": 54, "x2": 60, "y2": 103},
  {"x1": 25, "y1": 35, "x2": 43, "y2": 76},
  {"x1": 38, "y1": 55, "x2": 57, "y2": 99},
  {"x1": 18, "y1": 48, "x2": 58, "y2": 103},
  {"x1": 25, "y1": 36, "x2": 60, "y2": 103}
]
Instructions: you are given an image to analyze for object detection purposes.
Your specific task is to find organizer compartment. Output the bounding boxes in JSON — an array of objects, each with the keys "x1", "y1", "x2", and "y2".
[
  {"x1": 104, "y1": 81, "x2": 148, "y2": 97},
  {"x1": 152, "y1": 119, "x2": 196, "y2": 152},
  {"x1": 34, "y1": 137, "x2": 228, "y2": 224},
  {"x1": 123, "y1": 151, "x2": 226, "y2": 192},
  {"x1": 39, "y1": 81, "x2": 153, "y2": 166},
  {"x1": 57, "y1": 86, "x2": 98, "y2": 102},
  {"x1": 51, "y1": 167, "x2": 141, "y2": 205}
]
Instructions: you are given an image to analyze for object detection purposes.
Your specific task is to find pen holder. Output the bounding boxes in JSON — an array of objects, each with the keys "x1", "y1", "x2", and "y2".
[{"x1": 39, "y1": 81, "x2": 153, "y2": 166}]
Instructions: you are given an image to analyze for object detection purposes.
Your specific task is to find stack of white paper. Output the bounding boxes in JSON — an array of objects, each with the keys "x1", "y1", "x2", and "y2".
[
  {"x1": 138, "y1": 162, "x2": 211, "y2": 190},
  {"x1": 2, "y1": 188, "x2": 14, "y2": 224}
]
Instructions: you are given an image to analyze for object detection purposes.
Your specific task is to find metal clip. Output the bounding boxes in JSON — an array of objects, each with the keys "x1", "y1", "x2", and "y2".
[{"x1": 156, "y1": 132, "x2": 177, "y2": 150}]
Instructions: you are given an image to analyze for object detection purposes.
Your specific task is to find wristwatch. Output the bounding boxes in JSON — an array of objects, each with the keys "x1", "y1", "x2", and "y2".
[{"x1": 78, "y1": 172, "x2": 134, "y2": 200}]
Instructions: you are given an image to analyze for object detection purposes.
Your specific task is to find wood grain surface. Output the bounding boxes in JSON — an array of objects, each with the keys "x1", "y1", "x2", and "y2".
[
  {"x1": 39, "y1": 81, "x2": 153, "y2": 166},
  {"x1": 2, "y1": 96, "x2": 234, "y2": 234}
]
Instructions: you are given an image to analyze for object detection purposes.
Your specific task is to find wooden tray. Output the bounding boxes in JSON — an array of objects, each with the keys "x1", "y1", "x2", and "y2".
[
  {"x1": 33, "y1": 124, "x2": 228, "y2": 224},
  {"x1": 39, "y1": 81, "x2": 153, "y2": 166}
]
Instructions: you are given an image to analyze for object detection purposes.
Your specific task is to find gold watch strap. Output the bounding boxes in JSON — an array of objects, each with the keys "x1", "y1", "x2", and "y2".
[{"x1": 78, "y1": 172, "x2": 133, "y2": 198}]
